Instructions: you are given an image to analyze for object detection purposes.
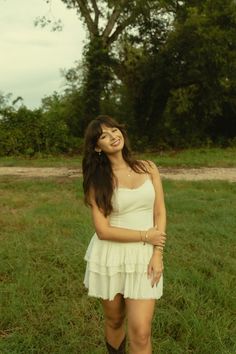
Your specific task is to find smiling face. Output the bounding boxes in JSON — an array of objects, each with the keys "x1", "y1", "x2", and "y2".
[{"x1": 95, "y1": 124, "x2": 125, "y2": 155}]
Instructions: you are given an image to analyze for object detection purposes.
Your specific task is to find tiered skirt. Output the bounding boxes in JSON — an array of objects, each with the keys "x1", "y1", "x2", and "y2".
[{"x1": 84, "y1": 234, "x2": 163, "y2": 300}]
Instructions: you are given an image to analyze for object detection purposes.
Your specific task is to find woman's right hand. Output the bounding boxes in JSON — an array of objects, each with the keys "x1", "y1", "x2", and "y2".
[{"x1": 146, "y1": 227, "x2": 166, "y2": 247}]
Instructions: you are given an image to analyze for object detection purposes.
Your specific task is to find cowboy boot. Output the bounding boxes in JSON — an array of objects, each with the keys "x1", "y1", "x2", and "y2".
[
  {"x1": 106, "y1": 336, "x2": 126, "y2": 354},
  {"x1": 117, "y1": 336, "x2": 126, "y2": 354}
]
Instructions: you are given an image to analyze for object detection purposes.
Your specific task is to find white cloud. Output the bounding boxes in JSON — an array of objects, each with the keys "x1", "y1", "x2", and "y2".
[{"x1": 0, "y1": 0, "x2": 86, "y2": 108}]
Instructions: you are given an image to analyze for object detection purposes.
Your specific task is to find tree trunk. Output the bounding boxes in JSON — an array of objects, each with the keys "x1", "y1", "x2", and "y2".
[{"x1": 82, "y1": 36, "x2": 111, "y2": 129}]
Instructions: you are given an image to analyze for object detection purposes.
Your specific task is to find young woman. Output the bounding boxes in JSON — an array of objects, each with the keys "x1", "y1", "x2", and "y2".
[{"x1": 82, "y1": 115, "x2": 166, "y2": 354}]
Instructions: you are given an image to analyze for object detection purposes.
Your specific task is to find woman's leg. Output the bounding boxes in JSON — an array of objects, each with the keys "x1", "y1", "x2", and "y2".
[
  {"x1": 102, "y1": 293, "x2": 126, "y2": 349},
  {"x1": 125, "y1": 299, "x2": 156, "y2": 354}
]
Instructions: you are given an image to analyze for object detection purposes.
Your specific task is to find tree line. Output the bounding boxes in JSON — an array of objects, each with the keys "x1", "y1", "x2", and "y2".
[{"x1": 0, "y1": 0, "x2": 236, "y2": 156}]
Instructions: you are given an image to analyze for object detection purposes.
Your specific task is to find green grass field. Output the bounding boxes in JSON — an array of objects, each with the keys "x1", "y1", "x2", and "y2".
[
  {"x1": 0, "y1": 147, "x2": 236, "y2": 168},
  {"x1": 0, "y1": 177, "x2": 235, "y2": 353}
]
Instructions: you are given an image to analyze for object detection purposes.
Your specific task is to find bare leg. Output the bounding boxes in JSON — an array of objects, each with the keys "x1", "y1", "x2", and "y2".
[
  {"x1": 102, "y1": 293, "x2": 126, "y2": 349},
  {"x1": 125, "y1": 298, "x2": 155, "y2": 354}
]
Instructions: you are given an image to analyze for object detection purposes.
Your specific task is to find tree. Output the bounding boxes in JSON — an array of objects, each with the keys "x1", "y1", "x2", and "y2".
[
  {"x1": 161, "y1": 0, "x2": 236, "y2": 146},
  {"x1": 43, "y1": 0, "x2": 172, "y2": 128},
  {"x1": 116, "y1": 0, "x2": 236, "y2": 147},
  {"x1": 37, "y1": 0, "x2": 236, "y2": 147}
]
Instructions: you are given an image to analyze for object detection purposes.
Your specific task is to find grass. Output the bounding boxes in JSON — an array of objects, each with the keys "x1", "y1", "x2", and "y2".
[
  {"x1": 0, "y1": 155, "x2": 82, "y2": 168},
  {"x1": 142, "y1": 147, "x2": 236, "y2": 167},
  {"x1": 0, "y1": 177, "x2": 236, "y2": 353},
  {"x1": 0, "y1": 147, "x2": 236, "y2": 168}
]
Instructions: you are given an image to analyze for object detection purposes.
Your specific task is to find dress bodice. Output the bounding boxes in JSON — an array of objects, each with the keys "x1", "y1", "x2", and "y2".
[{"x1": 109, "y1": 178, "x2": 155, "y2": 230}]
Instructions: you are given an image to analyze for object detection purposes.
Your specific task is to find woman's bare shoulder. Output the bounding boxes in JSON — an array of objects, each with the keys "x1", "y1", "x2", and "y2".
[{"x1": 139, "y1": 159, "x2": 158, "y2": 174}]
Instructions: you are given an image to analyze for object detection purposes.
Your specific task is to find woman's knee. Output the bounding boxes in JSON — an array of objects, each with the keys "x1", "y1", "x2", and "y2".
[
  {"x1": 129, "y1": 326, "x2": 151, "y2": 347},
  {"x1": 105, "y1": 313, "x2": 126, "y2": 330}
]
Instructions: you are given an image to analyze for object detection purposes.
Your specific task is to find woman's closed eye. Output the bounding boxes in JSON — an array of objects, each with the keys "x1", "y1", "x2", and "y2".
[
  {"x1": 100, "y1": 134, "x2": 106, "y2": 140},
  {"x1": 100, "y1": 128, "x2": 118, "y2": 140}
]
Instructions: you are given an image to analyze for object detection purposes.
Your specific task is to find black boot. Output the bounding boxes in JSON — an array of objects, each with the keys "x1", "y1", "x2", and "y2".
[
  {"x1": 117, "y1": 336, "x2": 126, "y2": 354},
  {"x1": 106, "y1": 336, "x2": 126, "y2": 354}
]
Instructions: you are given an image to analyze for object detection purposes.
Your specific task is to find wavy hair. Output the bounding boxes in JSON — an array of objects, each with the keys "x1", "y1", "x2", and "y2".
[{"x1": 82, "y1": 115, "x2": 150, "y2": 216}]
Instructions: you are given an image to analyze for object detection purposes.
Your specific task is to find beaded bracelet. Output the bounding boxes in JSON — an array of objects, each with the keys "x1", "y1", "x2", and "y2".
[{"x1": 139, "y1": 231, "x2": 148, "y2": 245}]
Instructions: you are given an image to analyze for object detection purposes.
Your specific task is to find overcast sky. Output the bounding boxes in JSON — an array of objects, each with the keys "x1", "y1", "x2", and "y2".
[{"x1": 0, "y1": 0, "x2": 86, "y2": 108}]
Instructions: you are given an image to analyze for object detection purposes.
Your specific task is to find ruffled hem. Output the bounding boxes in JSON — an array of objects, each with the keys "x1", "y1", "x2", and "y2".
[
  {"x1": 84, "y1": 234, "x2": 154, "y2": 275},
  {"x1": 85, "y1": 261, "x2": 150, "y2": 276},
  {"x1": 84, "y1": 269, "x2": 163, "y2": 301}
]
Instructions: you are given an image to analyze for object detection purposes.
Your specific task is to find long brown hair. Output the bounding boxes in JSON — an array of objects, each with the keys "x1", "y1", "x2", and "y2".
[{"x1": 82, "y1": 115, "x2": 150, "y2": 216}]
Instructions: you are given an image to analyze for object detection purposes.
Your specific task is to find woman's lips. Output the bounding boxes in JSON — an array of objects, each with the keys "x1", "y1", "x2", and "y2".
[{"x1": 111, "y1": 139, "x2": 121, "y2": 147}]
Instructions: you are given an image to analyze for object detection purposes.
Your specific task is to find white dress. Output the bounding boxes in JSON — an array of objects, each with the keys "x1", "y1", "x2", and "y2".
[{"x1": 83, "y1": 178, "x2": 163, "y2": 300}]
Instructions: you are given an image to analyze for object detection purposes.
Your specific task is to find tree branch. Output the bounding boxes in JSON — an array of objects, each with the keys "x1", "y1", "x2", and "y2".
[
  {"x1": 74, "y1": 0, "x2": 98, "y2": 36},
  {"x1": 106, "y1": 15, "x2": 135, "y2": 46},
  {"x1": 102, "y1": 0, "x2": 129, "y2": 41},
  {"x1": 90, "y1": 0, "x2": 100, "y2": 27}
]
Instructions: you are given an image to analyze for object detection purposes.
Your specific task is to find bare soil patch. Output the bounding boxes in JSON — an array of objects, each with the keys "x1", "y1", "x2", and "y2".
[{"x1": 0, "y1": 167, "x2": 236, "y2": 182}]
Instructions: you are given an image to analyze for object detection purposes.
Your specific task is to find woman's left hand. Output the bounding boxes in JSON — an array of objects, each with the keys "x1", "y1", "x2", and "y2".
[{"x1": 147, "y1": 252, "x2": 163, "y2": 287}]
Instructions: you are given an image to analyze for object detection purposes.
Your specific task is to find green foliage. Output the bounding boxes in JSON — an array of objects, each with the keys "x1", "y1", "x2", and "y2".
[
  {"x1": 160, "y1": 0, "x2": 236, "y2": 146},
  {"x1": 0, "y1": 94, "x2": 83, "y2": 156},
  {"x1": 56, "y1": 0, "x2": 170, "y2": 129},
  {"x1": 2, "y1": 0, "x2": 236, "y2": 152},
  {"x1": 41, "y1": 91, "x2": 84, "y2": 139},
  {"x1": 115, "y1": 0, "x2": 236, "y2": 147},
  {"x1": 34, "y1": 15, "x2": 63, "y2": 31},
  {"x1": 81, "y1": 37, "x2": 113, "y2": 125}
]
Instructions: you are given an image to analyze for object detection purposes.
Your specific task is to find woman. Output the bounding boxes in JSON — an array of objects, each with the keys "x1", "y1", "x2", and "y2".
[{"x1": 82, "y1": 115, "x2": 166, "y2": 354}]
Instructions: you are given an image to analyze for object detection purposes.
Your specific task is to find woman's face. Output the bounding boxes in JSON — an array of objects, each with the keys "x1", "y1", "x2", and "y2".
[{"x1": 95, "y1": 125, "x2": 124, "y2": 155}]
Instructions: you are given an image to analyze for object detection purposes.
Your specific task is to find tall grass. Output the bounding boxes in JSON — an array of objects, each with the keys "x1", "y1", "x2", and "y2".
[
  {"x1": 0, "y1": 178, "x2": 235, "y2": 353},
  {"x1": 0, "y1": 147, "x2": 236, "y2": 167}
]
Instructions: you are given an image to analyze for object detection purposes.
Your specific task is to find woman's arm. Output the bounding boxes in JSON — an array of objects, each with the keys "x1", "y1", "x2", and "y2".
[
  {"x1": 145, "y1": 160, "x2": 166, "y2": 285},
  {"x1": 146, "y1": 161, "x2": 167, "y2": 253},
  {"x1": 89, "y1": 188, "x2": 165, "y2": 246}
]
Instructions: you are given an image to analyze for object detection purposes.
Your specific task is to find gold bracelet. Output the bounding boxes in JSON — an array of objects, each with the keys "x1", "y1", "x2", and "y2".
[
  {"x1": 154, "y1": 245, "x2": 163, "y2": 253},
  {"x1": 139, "y1": 231, "x2": 143, "y2": 242},
  {"x1": 143, "y1": 231, "x2": 148, "y2": 245}
]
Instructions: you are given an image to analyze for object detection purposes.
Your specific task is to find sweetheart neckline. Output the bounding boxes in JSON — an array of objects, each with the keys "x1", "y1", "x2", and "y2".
[{"x1": 116, "y1": 178, "x2": 152, "y2": 191}]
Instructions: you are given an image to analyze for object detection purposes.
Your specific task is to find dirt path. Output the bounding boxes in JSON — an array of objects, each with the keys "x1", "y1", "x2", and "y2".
[{"x1": 0, "y1": 167, "x2": 236, "y2": 181}]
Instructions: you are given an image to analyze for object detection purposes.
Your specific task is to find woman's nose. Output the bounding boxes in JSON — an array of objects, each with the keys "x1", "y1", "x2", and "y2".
[{"x1": 110, "y1": 132, "x2": 116, "y2": 140}]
